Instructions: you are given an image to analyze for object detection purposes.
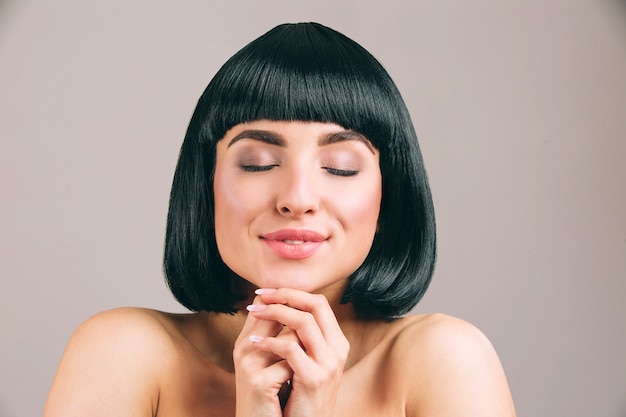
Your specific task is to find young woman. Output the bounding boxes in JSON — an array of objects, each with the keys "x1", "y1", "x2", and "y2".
[{"x1": 44, "y1": 22, "x2": 516, "y2": 416}]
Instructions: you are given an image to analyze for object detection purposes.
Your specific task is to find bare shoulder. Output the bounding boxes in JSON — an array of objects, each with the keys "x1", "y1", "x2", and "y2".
[
  {"x1": 391, "y1": 313, "x2": 497, "y2": 356},
  {"x1": 387, "y1": 314, "x2": 500, "y2": 376},
  {"x1": 62, "y1": 307, "x2": 182, "y2": 364},
  {"x1": 389, "y1": 314, "x2": 517, "y2": 417},
  {"x1": 44, "y1": 307, "x2": 186, "y2": 417},
  {"x1": 69, "y1": 306, "x2": 181, "y2": 341}
]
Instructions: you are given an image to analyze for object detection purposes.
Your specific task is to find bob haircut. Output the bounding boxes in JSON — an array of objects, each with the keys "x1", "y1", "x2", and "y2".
[{"x1": 164, "y1": 22, "x2": 436, "y2": 320}]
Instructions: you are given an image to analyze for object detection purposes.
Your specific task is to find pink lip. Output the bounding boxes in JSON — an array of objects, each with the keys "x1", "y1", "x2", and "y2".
[{"x1": 261, "y1": 229, "x2": 327, "y2": 259}]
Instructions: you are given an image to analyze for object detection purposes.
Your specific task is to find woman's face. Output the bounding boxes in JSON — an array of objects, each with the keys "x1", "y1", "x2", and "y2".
[{"x1": 213, "y1": 120, "x2": 382, "y2": 298}]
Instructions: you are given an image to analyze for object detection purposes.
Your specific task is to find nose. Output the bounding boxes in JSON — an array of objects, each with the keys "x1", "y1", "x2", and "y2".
[{"x1": 276, "y1": 169, "x2": 319, "y2": 217}]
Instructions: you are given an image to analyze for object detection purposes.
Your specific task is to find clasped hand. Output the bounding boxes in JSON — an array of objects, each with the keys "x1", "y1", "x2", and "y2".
[{"x1": 233, "y1": 288, "x2": 350, "y2": 417}]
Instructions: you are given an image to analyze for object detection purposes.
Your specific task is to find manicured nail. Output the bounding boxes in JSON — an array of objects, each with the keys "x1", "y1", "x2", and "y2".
[
  {"x1": 249, "y1": 335, "x2": 264, "y2": 343},
  {"x1": 255, "y1": 288, "x2": 277, "y2": 295},
  {"x1": 246, "y1": 304, "x2": 266, "y2": 312}
]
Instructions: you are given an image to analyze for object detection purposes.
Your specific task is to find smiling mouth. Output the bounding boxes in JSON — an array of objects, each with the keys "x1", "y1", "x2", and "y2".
[
  {"x1": 262, "y1": 228, "x2": 326, "y2": 243},
  {"x1": 261, "y1": 229, "x2": 326, "y2": 259}
]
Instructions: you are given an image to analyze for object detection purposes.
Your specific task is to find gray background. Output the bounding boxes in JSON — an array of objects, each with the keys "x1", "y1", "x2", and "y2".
[{"x1": 1, "y1": 1, "x2": 625, "y2": 416}]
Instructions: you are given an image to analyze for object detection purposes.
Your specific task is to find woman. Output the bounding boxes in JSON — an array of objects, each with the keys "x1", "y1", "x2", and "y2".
[{"x1": 44, "y1": 22, "x2": 516, "y2": 416}]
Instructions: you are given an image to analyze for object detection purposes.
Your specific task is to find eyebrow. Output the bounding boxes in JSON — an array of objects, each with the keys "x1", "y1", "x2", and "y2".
[
  {"x1": 228, "y1": 130, "x2": 285, "y2": 147},
  {"x1": 320, "y1": 130, "x2": 376, "y2": 153},
  {"x1": 227, "y1": 128, "x2": 376, "y2": 153}
]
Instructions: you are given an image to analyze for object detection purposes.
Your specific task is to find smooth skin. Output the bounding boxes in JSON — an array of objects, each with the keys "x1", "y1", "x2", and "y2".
[{"x1": 44, "y1": 121, "x2": 516, "y2": 417}]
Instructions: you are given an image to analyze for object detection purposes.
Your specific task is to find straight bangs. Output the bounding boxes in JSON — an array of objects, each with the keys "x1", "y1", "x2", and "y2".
[{"x1": 195, "y1": 23, "x2": 401, "y2": 148}]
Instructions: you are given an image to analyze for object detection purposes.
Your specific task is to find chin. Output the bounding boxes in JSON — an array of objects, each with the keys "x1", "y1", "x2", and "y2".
[
  {"x1": 244, "y1": 269, "x2": 319, "y2": 293},
  {"x1": 234, "y1": 261, "x2": 352, "y2": 295}
]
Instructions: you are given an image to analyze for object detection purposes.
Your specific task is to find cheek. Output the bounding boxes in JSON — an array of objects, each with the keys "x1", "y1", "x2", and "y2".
[
  {"x1": 213, "y1": 170, "x2": 250, "y2": 248},
  {"x1": 213, "y1": 168, "x2": 273, "y2": 248},
  {"x1": 214, "y1": 172, "x2": 242, "y2": 221},
  {"x1": 337, "y1": 178, "x2": 382, "y2": 237}
]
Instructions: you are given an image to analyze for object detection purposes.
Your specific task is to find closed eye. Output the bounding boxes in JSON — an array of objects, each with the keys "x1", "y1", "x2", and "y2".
[
  {"x1": 324, "y1": 167, "x2": 359, "y2": 177},
  {"x1": 240, "y1": 164, "x2": 279, "y2": 172}
]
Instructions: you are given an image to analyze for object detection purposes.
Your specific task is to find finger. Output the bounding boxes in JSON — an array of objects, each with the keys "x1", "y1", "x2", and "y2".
[
  {"x1": 239, "y1": 296, "x2": 283, "y2": 339},
  {"x1": 234, "y1": 358, "x2": 293, "y2": 415},
  {"x1": 251, "y1": 332, "x2": 346, "y2": 391},
  {"x1": 250, "y1": 334, "x2": 313, "y2": 377},
  {"x1": 256, "y1": 288, "x2": 348, "y2": 349},
  {"x1": 247, "y1": 358, "x2": 293, "y2": 390},
  {"x1": 234, "y1": 296, "x2": 285, "y2": 368},
  {"x1": 249, "y1": 303, "x2": 327, "y2": 359}
]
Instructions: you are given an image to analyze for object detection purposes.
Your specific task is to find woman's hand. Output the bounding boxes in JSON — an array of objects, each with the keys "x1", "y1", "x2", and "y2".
[
  {"x1": 233, "y1": 288, "x2": 349, "y2": 417},
  {"x1": 234, "y1": 292, "x2": 291, "y2": 417}
]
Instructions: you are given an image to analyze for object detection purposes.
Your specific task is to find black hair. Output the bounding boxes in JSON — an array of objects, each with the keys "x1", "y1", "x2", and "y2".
[{"x1": 163, "y1": 22, "x2": 436, "y2": 319}]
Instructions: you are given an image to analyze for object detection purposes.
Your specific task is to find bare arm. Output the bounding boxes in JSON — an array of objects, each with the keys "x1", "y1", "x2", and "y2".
[
  {"x1": 44, "y1": 308, "x2": 166, "y2": 417},
  {"x1": 400, "y1": 315, "x2": 516, "y2": 417}
]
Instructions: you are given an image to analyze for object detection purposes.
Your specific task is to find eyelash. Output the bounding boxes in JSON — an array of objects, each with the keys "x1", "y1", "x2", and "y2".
[
  {"x1": 240, "y1": 165, "x2": 358, "y2": 177},
  {"x1": 240, "y1": 164, "x2": 278, "y2": 172},
  {"x1": 324, "y1": 167, "x2": 359, "y2": 177}
]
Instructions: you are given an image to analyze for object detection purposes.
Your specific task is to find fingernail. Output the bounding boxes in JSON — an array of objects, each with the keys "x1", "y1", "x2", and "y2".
[
  {"x1": 246, "y1": 304, "x2": 266, "y2": 312},
  {"x1": 255, "y1": 288, "x2": 277, "y2": 295},
  {"x1": 249, "y1": 335, "x2": 264, "y2": 343}
]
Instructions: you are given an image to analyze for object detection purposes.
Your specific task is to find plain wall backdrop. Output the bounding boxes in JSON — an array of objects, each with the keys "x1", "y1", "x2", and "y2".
[{"x1": 1, "y1": 1, "x2": 625, "y2": 416}]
